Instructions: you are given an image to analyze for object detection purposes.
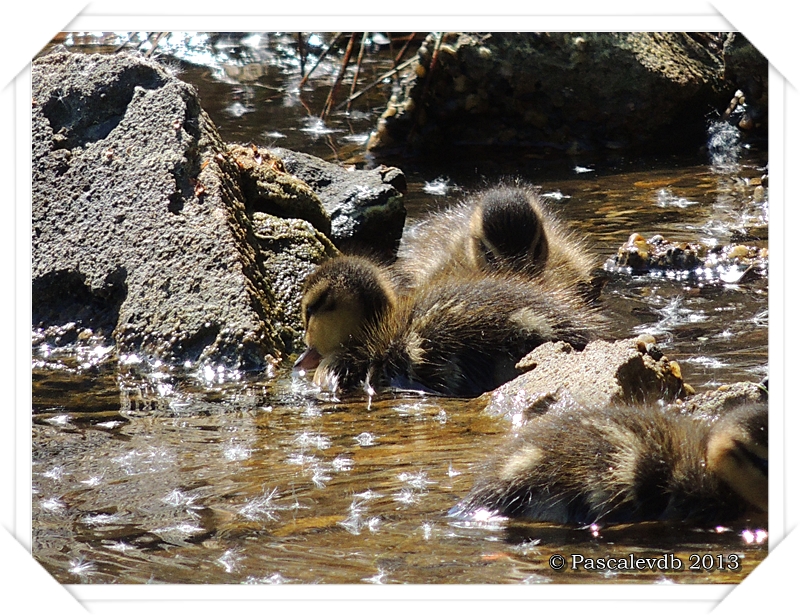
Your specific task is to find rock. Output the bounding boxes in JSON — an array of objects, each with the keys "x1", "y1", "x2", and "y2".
[
  {"x1": 484, "y1": 336, "x2": 692, "y2": 423},
  {"x1": 250, "y1": 212, "x2": 338, "y2": 350},
  {"x1": 268, "y1": 147, "x2": 407, "y2": 257},
  {"x1": 611, "y1": 233, "x2": 706, "y2": 272},
  {"x1": 32, "y1": 49, "x2": 337, "y2": 370},
  {"x1": 671, "y1": 380, "x2": 768, "y2": 423},
  {"x1": 605, "y1": 232, "x2": 768, "y2": 283},
  {"x1": 722, "y1": 33, "x2": 768, "y2": 134},
  {"x1": 368, "y1": 32, "x2": 737, "y2": 156},
  {"x1": 228, "y1": 143, "x2": 331, "y2": 236},
  {"x1": 226, "y1": 144, "x2": 341, "y2": 350}
]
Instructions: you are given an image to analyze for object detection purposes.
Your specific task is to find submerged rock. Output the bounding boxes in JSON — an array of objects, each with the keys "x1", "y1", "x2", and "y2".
[
  {"x1": 368, "y1": 32, "x2": 737, "y2": 156},
  {"x1": 484, "y1": 335, "x2": 693, "y2": 423},
  {"x1": 606, "y1": 232, "x2": 768, "y2": 282},
  {"x1": 32, "y1": 50, "x2": 348, "y2": 370}
]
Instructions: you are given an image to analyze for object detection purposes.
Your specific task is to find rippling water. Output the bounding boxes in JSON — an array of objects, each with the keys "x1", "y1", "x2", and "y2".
[{"x1": 32, "y1": 33, "x2": 768, "y2": 584}]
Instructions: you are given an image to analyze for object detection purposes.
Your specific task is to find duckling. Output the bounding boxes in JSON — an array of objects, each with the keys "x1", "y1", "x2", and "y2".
[
  {"x1": 394, "y1": 183, "x2": 602, "y2": 301},
  {"x1": 451, "y1": 402, "x2": 767, "y2": 525},
  {"x1": 295, "y1": 255, "x2": 607, "y2": 397}
]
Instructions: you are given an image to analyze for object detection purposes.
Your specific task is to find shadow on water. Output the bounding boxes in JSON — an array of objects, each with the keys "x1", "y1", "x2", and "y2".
[{"x1": 32, "y1": 32, "x2": 768, "y2": 584}]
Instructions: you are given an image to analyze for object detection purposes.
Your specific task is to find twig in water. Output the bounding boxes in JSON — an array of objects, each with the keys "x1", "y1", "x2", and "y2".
[
  {"x1": 114, "y1": 32, "x2": 166, "y2": 57},
  {"x1": 299, "y1": 32, "x2": 343, "y2": 89},
  {"x1": 417, "y1": 32, "x2": 443, "y2": 105},
  {"x1": 335, "y1": 56, "x2": 418, "y2": 111},
  {"x1": 144, "y1": 33, "x2": 166, "y2": 58},
  {"x1": 321, "y1": 33, "x2": 357, "y2": 120},
  {"x1": 113, "y1": 33, "x2": 137, "y2": 53},
  {"x1": 393, "y1": 33, "x2": 418, "y2": 69},
  {"x1": 407, "y1": 33, "x2": 443, "y2": 143},
  {"x1": 346, "y1": 33, "x2": 370, "y2": 113}
]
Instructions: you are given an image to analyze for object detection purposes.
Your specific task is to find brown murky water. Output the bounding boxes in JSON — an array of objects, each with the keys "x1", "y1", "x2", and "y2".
[{"x1": 32, "y1": 33, "x2": 768, "y2": 584}]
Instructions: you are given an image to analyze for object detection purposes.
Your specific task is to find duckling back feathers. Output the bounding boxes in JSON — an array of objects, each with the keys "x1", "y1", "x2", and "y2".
[
  {"x1": 395, "y1": 183, "x2": 598, "y2": 299},
  {"x1": 299, "y1": 256, "x2": 605, "y2": 396},
  {"x1": 453, "y1": 402, "x2": 768, "y2": 525},
  {"x1": 469, "y1": 186, "x2": 549, "y2": 275},
  {"x1": 386, "y1": 272, "x2": 604, "y2": 396}
]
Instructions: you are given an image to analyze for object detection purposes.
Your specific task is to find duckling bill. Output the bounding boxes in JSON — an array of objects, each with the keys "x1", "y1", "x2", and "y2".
[
  {"x1": 451, "y1": 402, "x2": 767, "y2": 525},
  {"x1": 295, "y1": 255, "x2": 606, "y2": 397}
]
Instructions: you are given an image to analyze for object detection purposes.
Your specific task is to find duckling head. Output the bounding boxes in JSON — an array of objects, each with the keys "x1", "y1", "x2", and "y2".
[
  {"x1": 294, "y1": 256, "x2": 396, "y2": 377},
  {"x1": 468, "y1": 186, "x2": 549, "y2": 275},
  {"x1": 706, "y1": 404, "x2": 768, "y2": 513}
]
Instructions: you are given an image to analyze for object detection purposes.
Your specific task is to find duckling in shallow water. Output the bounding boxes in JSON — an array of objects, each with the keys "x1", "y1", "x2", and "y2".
[
  {"x1": 394, "y1": 183, "x2": 601, "y2": 300},
  {"x1": 451, "y1": 402, "x2": 767, "y2": 525},
  {"x1": 295, "y1": 255, "x2": 606, "y2": 396}
]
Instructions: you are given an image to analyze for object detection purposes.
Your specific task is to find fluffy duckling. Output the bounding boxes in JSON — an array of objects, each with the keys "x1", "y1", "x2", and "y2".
[
  {"x1": 294, "y1": 255, "x2": 606, "y2": 397},
  {"x1": 394, "y1": 183, "x2": 601, "y2": 300},
  {"x1": 451, "y1": 402, "x2": 767, "y2": 525}
]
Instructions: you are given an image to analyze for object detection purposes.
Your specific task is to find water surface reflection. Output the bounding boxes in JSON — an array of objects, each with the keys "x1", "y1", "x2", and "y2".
[{"x1": 32, "y1": 33, "x2": 769, "y2": 584}]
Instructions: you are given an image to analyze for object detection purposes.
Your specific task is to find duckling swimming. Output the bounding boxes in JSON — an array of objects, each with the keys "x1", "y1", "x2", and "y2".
[
  {"x1": 451, "y1": 402, "x2": 767, "y2": 525},
  {"x1": 394, "y1": 183, "x2": 600, "y2": 300},
  {"x1": 295, "y1": 255, "x2": 606, "y2": 397}
]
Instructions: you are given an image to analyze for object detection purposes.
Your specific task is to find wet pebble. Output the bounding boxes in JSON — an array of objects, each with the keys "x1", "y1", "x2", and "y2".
[{"x1": 606, "y1": 233, "x2": 767, "y2": 282}]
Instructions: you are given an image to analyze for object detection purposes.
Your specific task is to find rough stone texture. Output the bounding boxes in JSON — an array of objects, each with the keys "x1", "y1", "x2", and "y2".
[
  {"x1": 671, "y1": 380, "x2": 768, "y2": 423},
  {"x1": 228, "y1": 144, "x2": 331, "y2": 237},
  {"x1": 225, "y1": 144, "x2": 341, "y2": 350},
  {"x1": 32, "y1": 50, "x2": 339, "y2": 369},
  {"x1": 250, "y1": 212, "x2": 338, "y2": 350},
  {"x1": 722, "y1": 32, "x2": 768, "y2": 133},
  {"x1": 368, "y1": 32, "x2": 739, "y2": 156},
  {"x1": 484, "y1": 336, "x2": 692, "y2": 422},
  {"x1": 269, "y1": 146, "x2": 407, "y2": 257}
]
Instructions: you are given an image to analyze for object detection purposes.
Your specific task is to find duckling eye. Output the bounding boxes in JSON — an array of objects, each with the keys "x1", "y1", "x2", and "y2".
[
  {"x1": 734, "y1": 438, "x2": 768, "y2": 477},
  {"x1": 305, "y1": 297, "x2": 335, "y2": 321}
]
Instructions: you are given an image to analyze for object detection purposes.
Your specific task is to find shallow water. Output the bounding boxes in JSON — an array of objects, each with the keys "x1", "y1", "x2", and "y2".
[{"x1": 32, "y1": 32, "x2": 768, "y2": 584}]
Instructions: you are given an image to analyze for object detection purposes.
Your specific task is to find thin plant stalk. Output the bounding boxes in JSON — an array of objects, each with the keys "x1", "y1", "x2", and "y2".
[
  {"x1": 346, "y1": 32, "x2": 370, "y2": 113},
  {"x1": 321, "y1": 33, "x2": 357, "y2": 120},
  {"x1": 299, "y1": 32, "x2": 343, "y2": 89}
]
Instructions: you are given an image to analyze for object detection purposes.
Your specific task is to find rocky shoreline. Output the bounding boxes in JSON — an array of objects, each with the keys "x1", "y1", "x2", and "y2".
[
  {"x1": 32, "y1": 50, "x2": 406, "y2": 371},
  {"x1": 32, "y1": 39, "x2": 767, "y2": 411},
  {"x1": 367, "y1": 32, "x2": 766, "y2": 157}
]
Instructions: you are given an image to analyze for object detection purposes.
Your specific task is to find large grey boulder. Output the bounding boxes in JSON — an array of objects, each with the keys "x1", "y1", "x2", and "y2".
[
  {"x1": 368, "y1": 32, "x2": 745, "y2": 156},
  {"x1": 32, "y1": 50, "x2": 339, "y2": 370}
]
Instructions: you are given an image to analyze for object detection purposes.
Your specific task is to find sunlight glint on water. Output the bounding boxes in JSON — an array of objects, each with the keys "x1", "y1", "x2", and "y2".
[{"x1": 32, "y1": 33, "x2": 768, "y2": 584}]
